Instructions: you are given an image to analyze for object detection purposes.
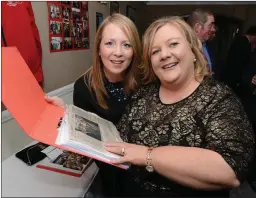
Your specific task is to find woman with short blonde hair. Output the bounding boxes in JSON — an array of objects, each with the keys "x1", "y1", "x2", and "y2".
[
  {"x1": 141, "y1": 16, "x2": 210, "y2": 84},
  {"x1": 105, "y1": 16, "x2": 254, "y2": 197}
]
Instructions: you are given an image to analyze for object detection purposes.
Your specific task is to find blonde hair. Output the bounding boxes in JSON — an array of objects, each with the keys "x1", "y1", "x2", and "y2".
[
  {"x1": 141, "y1": 16, "x2": 210, "y2": 84},
  {"x1": 86, "y1": 13, "x2": 142, "y2": 109}
]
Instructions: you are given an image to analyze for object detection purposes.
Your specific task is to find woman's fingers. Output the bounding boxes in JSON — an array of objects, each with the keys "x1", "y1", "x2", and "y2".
[
  {"x1": 45, "y1": 95, "x2": 65, "y2": 107},
  {"x1": 104, "y1": 145, "x2": 124, "y2": 155},
  {"x1": 110, "y1": 157, "x2": 128, "y2": 164},
  {"x1": 104, "y1": 142, "x2": 126, "y2": 147}
]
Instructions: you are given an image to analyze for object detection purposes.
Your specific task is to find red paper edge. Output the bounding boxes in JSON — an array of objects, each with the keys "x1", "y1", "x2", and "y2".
[
  {"x1": 36, "y1": 164, "x2": 82, "y2": 177},
  {"x1": 36, "y1": 158, "x2": 94, "y2": 177}
]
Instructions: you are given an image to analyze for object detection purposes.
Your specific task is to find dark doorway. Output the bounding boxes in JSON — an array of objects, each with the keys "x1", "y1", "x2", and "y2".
[{"x1": 207, "y1": 15, "x2": 243, "y2": 81}]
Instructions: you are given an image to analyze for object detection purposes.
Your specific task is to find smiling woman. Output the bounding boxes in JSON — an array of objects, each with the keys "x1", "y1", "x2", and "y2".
[
  {"x1": 104, "y1": 16, "x2": 255, "y2": 197},
  {"x1": 99, "y1": 23, "x2": 134, "y2": 83},
  {"x1": 45, "y1": 13, "x2": 142, "y2": 197},
  {"x1": 71, "y1": 13, "x2": 142, "y2": 197}
]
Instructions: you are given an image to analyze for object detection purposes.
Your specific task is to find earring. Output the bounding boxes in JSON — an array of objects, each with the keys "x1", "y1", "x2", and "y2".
[{"x1": 193, "y1": 58, "x2": 196, "y2": 62}]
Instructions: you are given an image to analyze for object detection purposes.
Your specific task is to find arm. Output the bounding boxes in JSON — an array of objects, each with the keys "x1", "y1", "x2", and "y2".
[
  {"x1": 106, "y1": 92, "x2": 255, "y2": 190},
  {"x1": 151, "y1": 146, "x2": 239, "y2": 190},
  {"x1": 152, "y1": 93, "x2": 254, "y2": 189}
]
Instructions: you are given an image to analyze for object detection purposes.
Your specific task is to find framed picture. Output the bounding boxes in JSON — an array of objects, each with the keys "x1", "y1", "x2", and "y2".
[
  {"x1": 47, "y1": 1, "x2": 90, "y2": 53},
  {"x1": 126, "y1": 5, "x2": 136, "y2": 23},
  {"x1": 96, "y1": 12, "x2": 103, "y2": 31},
  {"x1": 110, "y1": 1, "x2": 119, "y2": 15}
]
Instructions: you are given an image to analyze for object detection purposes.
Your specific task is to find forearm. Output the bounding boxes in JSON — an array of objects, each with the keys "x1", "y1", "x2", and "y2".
[{"x1": 151, "y1": 146, "x2": 240, "y2": 190}]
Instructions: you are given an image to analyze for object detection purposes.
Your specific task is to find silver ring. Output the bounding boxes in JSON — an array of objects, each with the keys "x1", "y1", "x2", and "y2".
[{"x1": 121, "y1": 147, "x2": 125, "y2": 156}]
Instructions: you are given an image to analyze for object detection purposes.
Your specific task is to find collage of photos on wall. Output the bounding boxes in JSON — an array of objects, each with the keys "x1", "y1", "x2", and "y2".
[{"x1": 48, "y1": 1, "x2": 90, "y2": 52}]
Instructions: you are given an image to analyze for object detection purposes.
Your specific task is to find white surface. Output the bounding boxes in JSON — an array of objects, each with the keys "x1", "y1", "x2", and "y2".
[
  {"x1": 2, "y1": 149, "x2": 98, "y2": 197},
  {"x1": 1, "y1": 82, "x2": 98, "y2": 197},
  {"x1": 1, "y1": 83, "x2": 74, "y2": 161}
]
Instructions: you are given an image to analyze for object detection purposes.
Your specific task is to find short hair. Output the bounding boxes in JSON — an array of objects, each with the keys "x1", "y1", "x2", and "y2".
[
  {"x1": 246, "y1": 26, "x2": 256, "y2": 36},
  {"x1": 86, "y1": 13, "x2": 142, "y2": 109},
  {"x1": 187, "y1": 8, "x2": 213, "y2": 27},
  {"x1": 141, "y1": 16, "x2": 210, "y2": 84}
]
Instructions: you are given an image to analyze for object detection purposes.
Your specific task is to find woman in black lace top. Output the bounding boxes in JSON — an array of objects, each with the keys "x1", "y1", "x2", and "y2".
[{"x1": 105, "y1": 17, "x2": 255, "y2": 197}]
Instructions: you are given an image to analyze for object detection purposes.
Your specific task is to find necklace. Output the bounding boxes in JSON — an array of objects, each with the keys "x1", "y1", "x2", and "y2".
[{"x1": 104, "y1": 78, "x2": 127, "y2": 102}]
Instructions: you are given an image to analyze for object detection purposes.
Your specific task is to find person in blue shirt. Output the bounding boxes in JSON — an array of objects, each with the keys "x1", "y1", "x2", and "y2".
[{"x1": 187, "y1": 8, "x2": 215, "y2": 72}]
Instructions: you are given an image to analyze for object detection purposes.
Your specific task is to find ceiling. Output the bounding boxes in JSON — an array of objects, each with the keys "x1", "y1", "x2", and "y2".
[{"x1": 145, "y1": 1, "x2": 256, "y2": 5}]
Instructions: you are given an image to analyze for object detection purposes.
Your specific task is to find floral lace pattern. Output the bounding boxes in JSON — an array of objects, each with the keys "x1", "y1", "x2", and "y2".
[{"x1": 117, "y1": 77, "x2": 255, "y2": 195}]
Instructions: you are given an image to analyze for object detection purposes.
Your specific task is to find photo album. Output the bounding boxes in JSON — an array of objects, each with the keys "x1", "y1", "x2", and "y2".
[{"x1": 55, "y1": 104, "x2": 129, "y2": 169}]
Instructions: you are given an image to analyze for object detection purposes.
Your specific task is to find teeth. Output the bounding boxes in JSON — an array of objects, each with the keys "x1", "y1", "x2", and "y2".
[
  {"x1": 111, "y1": 60, "x2": 123, "y2": 64},
  {"x1": 163, "y1": 62, "x2": 177, "y2": 69}
]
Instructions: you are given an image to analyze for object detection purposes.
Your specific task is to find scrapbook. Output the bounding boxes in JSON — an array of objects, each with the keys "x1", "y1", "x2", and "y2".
[{"x1": 55, "y1": 104, "x2": 128, "y2": 167}]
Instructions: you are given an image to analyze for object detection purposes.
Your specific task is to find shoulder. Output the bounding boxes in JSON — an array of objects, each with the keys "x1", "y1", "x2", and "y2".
[
  {"x1": 74, "y1": 73, "x2": 92, "y2": 97},
  {"x1": 199, "y1": 77, "x2": 241, "y2": 109},
  {"x1": 203, "y1": 77, "x2": 233, "y2": 96},
  {"x1": 235, "y1": 36, "x2": 250, "y2": 47},
  {"x1": 74, "y1": 73, "x2": 89, "y2": 90}
]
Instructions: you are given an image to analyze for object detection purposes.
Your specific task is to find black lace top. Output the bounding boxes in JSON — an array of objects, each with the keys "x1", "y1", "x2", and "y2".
[{"x1": 117, "y1": 77, "x2": 255, "y2": 196}]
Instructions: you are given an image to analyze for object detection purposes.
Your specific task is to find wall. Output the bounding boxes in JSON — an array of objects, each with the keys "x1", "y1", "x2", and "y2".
[
  {"x1": 243, "y1": 6, "x2": 256, "y2": 32},
  {"x1": 1, "y1": 1, "x2": 108, "y2": 111},
  {"x1": 31, "y1": 2, "x2": 110, "y2": 93},
  {"x1": 119, "y1": 1, "x2": 145, "y2": 36},
  {"x1": 138, "y1": 4, "x2": 256, "y2": 34}
]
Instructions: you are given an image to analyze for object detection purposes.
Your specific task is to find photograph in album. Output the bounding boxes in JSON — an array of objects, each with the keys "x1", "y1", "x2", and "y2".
[{"x1": 56, "y1": 104, "x2": 130, "y2": 169}]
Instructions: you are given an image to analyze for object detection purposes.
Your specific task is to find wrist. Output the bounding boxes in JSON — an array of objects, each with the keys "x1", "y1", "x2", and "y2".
[{"x1": 145, "y1": 147, "x2": 155, "y2": 172}]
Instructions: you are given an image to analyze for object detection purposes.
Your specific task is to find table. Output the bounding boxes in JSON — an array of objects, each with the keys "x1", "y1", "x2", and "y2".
[{"x1": 2, "y1": 144, "x2": 99, "y2": 197}]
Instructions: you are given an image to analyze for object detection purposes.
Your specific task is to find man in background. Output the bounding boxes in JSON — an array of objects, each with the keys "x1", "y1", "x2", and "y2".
[
  {"x1": 224, "y1": 26, "x2": 256, "y2": 97},
  {"x1": 187, "y1": 8, "x2": 216, "y2": 72}
]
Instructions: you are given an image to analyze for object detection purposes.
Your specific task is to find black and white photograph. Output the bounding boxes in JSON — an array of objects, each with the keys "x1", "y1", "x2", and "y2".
[
  {"x1": 61, "y1": 1, "x2": 71, "y2": 6},
  {"x1": 72, "y1": 11, "x2": 81, "y2": 22},
  {"x1": 49, "y1": 4, "x2": 61, "y2": 19},
  {"x1": 62, "y1": 6, "x2": 71, "y2": 20},
  {"x1": 76, "y1": 23, "x2": 83, "y2": 38},
  {"x1": 82, "y1": 38, "x2": 89, "y2": 48},
  {"x1": 83, "y1": 20, "x2": 89, "y2": 38},
  {"x1": 82, "y1": 9, "x2": 89, "y2": 21},
  {"x1": 74, "y1": 114, "x2": 101, "y2": 141},
  {"x1": 72, "y1": 22, "x2": 76, "y2": 37},
  {"x1": 51, "y1": 37, "x2": 62, "y2": 50},
  {"x1": 72, "y1": 1, "x2": 81, "y2": 9},
  {"x1": 50, "y1": 20, "x2": 62, "y2": 35},
  {"x1": 63, "y1": 22, "x2": 70, "y2": 37},
  {"x1": 71, "y1": 22, "x2": 82, "y2": 38},
  {"x1": 81, "y1": 1, "x2": 88, "y2": 9},
  {"x1": 64, "y1": 38, "x2": 72, "y2": 49}
]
